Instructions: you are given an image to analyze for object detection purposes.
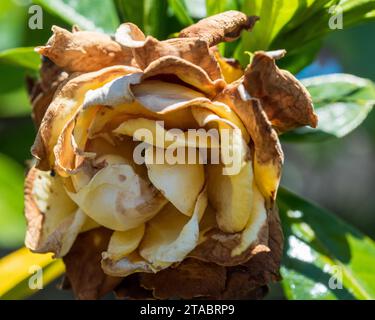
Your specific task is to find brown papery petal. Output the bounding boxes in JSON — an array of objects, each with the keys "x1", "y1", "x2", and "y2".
[
  {"x1": 132, "y1": 36, "x2": 222, "y2": 81},
  {"x1": 36, "y1": 26, "x2": 134, "y2": 73},
  {"x1": 179, "y1": 11, "x2": 259, "y2": 47},
  {"x1": 139, "y1": 259, "x2": 226, "y2": 299},
  {"x1": 244, "y1": 51, "x2": 318, "y2": 133},
  {"x1": 216, "y1": 84, "x2": 283, "y2": 203},
  {"x1": 63, "y1": 228, "x2": 122, "y2": 300},
  {"x1": 142, "y1": 56, "x2": 225, "y2": 97},
  {"x1": 221, "y1": 206, "x2": 283, "y2": 299},
  {"x1": 27, "y1": 58, "x2": 68, "y2": 128},
  {"x1": 24, "y1": 167, "x2": 84, "y2": 257},
  {"x1": 31, "y1": 65, "x2": 134, "y2": 171}
]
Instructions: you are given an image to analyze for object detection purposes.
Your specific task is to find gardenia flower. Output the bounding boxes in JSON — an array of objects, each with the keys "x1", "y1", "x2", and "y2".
[{"x1": 25, "y1": 11, "x2": 317, "y2": 299}]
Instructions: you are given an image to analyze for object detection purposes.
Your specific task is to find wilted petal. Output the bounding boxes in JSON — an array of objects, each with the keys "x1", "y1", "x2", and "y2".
[
  {"x1": 115, "y1": 23, "x2": 146, "y2": 48},
  {"x1": 131, "y1": 36, "x2": 222, "y2": 80},
  {"x1": 24, "y1": 168, "x2": 89, "y2": 257},
  {"x1": 68, "y1": 164, "x2": 167, "y2": 231},
  {"x1": 206, "y1": 161, "x2": 254, "y2": 234},
  {"x1": 179, "y1": 11, "x2": 258, "y2": 47},
  {"x1": 244, "y1": 51, "x2": 318, "y2": 133},
  {"x1": 142, "y1": 56, "x2": 225, "y2": 97},
  {"x1": 145, "y1": 149, "x2": 205, "y2": 216},
  {"x1": 36, "y1": 26, "x2": 135, "y2": 72},
  {"x1": 139, "y1": 187, "x2": 207, "y2": 267},
  {"x1": 190, "y1": 184, "x2": 269, "y2": 266},
  {"x1": 140, "y1": 258, "x2": 226, "y2": 299},
  {"x1": 63, "y1": 228, "x2": 122, "y2": 300},
  {"x1": 214, "y1": 51, "x2": 244, "y2": 84},
  {"x1": 103, "y1": 225, "x2": 145, "y2": 261},
  {"x1": 32, "y1": 66, "x2": 135, "y2": 170},
  {"x1": 27, "y1": 58, "x2": 68, "y2": 128},
  {"x1": 216, "y1": 85, "x2": 283, "y2": 203}
]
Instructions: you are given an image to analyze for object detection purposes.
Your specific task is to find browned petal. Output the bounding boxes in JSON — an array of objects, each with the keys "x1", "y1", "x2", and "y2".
[
  {"x1": 27, "y1": 58, "x2": 69, "y2": 128},
  {"x1": 221, "y1": 206, "x2": 283, "y2": 299},
  {"x1": 189, "y1": 213, "x2": 269, "y2": 267},
  {"x1": 114, "y1": 274, "x2": 154, "y2": 300},
  {"x1": 36, "y1": 26, "x2": 134, "y2": 73},
  {"x1": 139, "y1": 259, "x2": 226, "y2": 299},
  {"x1": 132, "y1": 36, "x2": 222, "y2": 81},
  {"x1": 31, "y1": 66, "x2": 132, "y2": 171},
  {"x1": 179, "y1": 11, "x2": 259, "y2": 47},
  {"x1": 244, "y1": 51, "x2": 318, "y2": 133},
  {"x1": 216, "y1": 85, "x2": 283, "y2": 203},
  {"x1": 142, "y1": 56, "x2": 225, "y2": 97},
  {"x1": 63, "y1": 228, "x2": 122, "y2": 300}
]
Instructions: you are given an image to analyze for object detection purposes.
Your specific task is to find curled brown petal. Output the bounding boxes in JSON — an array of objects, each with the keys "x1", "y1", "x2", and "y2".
[
  {"x1": 132, "y1": 36, "x2": 222, "y2": 80},
  {"x1": 216, "y1": 84, "x2": 283, "y2": 202},
  {"x1": 189, "y1": 218, "x2": 269, "y2": 267},
  {"x1": 221, "y1": 206, "x2": 283, "y2": 299},
  {"x1": 139, "y1": 259, "x2": 227, "y2": 299},
  {"x1": 244, "y1": 51, "x2": 318, "y2": 133},
  {"x1": 27, "y1": 58, "x2": 68, "y2": 128},
  {"x1": 36, "y1": 26, "x2": 134, "y2": 73},
  {"x1": 142, "y1": 56, "x2": 225, "y2": 97},
  {"x1": 63, "y1": 228, "x2": 122, "y2": 300},
  {"x1": 179, "y1": 10, "x2": 259, "y2": 47}
]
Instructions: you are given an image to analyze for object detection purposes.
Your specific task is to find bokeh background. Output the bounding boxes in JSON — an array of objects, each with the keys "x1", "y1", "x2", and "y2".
[{"x1": 0, "y1": 0, "x2": 374, "y2": 299}]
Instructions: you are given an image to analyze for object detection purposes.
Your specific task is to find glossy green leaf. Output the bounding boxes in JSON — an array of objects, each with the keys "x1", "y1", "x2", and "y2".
[
  {"x1": 114, "y1": 0, "x2": 144, "y2": 28},
  {"x1": 282, "y1": 74, "x2": 375, "y2": 142},
  {"x1": 0, "y1": 47, "x2": 40, "y2": 70},
  {"x1": 33, "y1": 0, "x2": 119, "y2": 33},
  {"x1": 168, "y1": 0, "x2": 194, "y2": 26},
  {"x1": 236, "y1": 0, "x2": 374, "y2": 71},
  {"x1": 0, "y1": 154, "x2": 26, "y2": 248},
  {"x1": 278, "y1": 187, "x2": 375, "y2": 300},
  {"x1": 143, "y1": 0, "x2": 169, "y2": 38}
]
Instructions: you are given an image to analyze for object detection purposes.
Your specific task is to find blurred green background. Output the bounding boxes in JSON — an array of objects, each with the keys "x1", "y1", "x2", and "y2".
[{"x1": 0, "y1": 0, "x2": 374, "y2": 299}]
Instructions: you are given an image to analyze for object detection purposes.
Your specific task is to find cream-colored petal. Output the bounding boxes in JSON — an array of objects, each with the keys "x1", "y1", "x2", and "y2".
[
  {"x1": 82, "y1": 72, "x2": 142, "y2": 109},
  {"x1": 206, "y1": 160, "x2": 254, "y2": 233},
  {"x1": 113, "y1": 118, "x2": 219, "y2": 149},
  {"x1": 68, "y1": 164, "x2": 167, "y2": 231},
  {"x1": 115, "y1": 23, "x2": 146, "y2": 48},
  {"x1": 192, "y1": 107, "x2": 249, "y2": 175},
  {"x1": 32, "y1": 66, "x2": 137, "y2": 170},
  {"x1": 145, "y1": 147, "x2": 205, "y2": 216},
  {"x1": 139, "y1": 187, "x2": 207, "y2": 267},
  {"x1": 24, "y1": 168, "x2": 88, "y2": 257},
  {"x1": 189, "y1": 184, "x2": 269, "y2": 266},
  {"x1": 102, "y1": 224, "x2": 145, "y2": 261}
]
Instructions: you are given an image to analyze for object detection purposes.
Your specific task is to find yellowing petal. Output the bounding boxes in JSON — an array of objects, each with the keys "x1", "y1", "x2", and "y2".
[
  {"x1": 139, "y1": 187, "x2": 207, "y2": 267},
  {"x1": 68, "y1": 164, "x2": 167, "y2": 231},
  {"x1": 145, "y1": 148, "x2": 205, "y2": 216},
  {"x1": 206, "y1": 161, "x2": 254, "y2": 233},
  {"x1": 103, "y1": 224, "x2": 145, "y2": 261},
  {"x1": 24, "y1": 168, "x2": 87, "y2": 257}
]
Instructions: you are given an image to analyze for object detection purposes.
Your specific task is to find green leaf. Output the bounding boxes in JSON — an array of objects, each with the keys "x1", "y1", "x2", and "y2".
[
  {"x1": 282, "y1": 74, "x2": 375, "y2": 143},
  {"x1": 278, "y1": 187, "x2": 375, "y2": 300},
  {"x1": 0, "y1": 47, "x2": 40, "y2": 70},
  {"x1": 168, "y1": 0, "x2": 194, "y2": 27},
  {"x1": 114, "y1": 0, "x2": 144, "y2": 28},
  {"x1": 143, "y1": 0, "x2": 169, "y2": 38},
  {"x1": 0, "y1": 153, "x2": 26, "y2": 248},
  {"x1": 33, "y1": 0, "x2": 120, "y2": 33}
]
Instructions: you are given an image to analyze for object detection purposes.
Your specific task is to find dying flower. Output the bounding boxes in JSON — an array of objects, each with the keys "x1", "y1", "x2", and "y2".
[{"x1": 25, "y1": 11, "x2": 317, "y2": 300}]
